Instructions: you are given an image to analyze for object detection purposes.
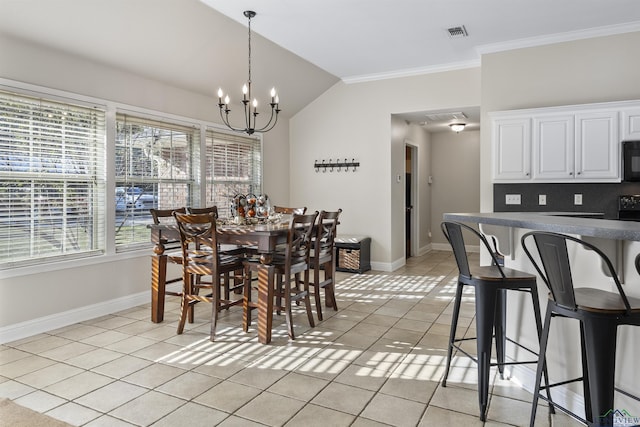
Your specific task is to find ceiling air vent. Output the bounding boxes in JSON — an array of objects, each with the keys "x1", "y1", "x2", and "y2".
[
  {"x1": 447, "y1": 25, "x2": 468, "y2": 38},
  {"x1": 424, "y1": 111, "x2": 467, "y2": 122}
]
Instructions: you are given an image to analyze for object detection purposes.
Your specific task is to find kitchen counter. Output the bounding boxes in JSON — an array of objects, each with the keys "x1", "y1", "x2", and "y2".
[{"x1": 443, "y1": 212, "x2": 640, "y2": 241}]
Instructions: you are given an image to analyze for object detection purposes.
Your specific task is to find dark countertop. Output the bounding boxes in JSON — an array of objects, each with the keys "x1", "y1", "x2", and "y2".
[{"x1": 443, "y1": 212, "x2": 640, "y2": 242}]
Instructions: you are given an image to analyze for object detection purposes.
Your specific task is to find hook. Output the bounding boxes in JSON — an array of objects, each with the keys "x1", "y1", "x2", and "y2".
[
  {"x1": 329, "y1": 158, "x2": 334, "y2": 172},
  {"x1": 314, "y1": 160, "x2": 320, "y2": 173},
  {"x1": 322, "y1": 159, "x2": 327, "y2": 173},
  {"x1": 352, "y1": 158, "x2": 358, "y2": 172}
]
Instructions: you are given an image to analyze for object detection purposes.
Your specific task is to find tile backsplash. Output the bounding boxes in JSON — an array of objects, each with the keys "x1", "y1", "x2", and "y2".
[{"x1": 494, "y1": 182, "x2": 640, "y2": 219}]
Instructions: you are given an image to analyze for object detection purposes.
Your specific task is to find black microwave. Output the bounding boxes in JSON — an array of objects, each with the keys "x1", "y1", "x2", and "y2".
[{"x1": 623, "y1": 140, "x2": 640, "y2": 181}]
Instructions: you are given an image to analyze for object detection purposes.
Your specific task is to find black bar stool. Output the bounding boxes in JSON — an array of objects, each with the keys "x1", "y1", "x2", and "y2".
[
  {"x1": 441, "y1": 221, "x2": 552, "y2": 421},
  {"x1": 522, "y1": 231, "x2": 640, "y2": 427}
]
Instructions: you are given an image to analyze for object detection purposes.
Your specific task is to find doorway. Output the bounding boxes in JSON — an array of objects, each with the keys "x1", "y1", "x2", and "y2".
[{"x1": 405, "y1": 143, "x2": 418, "y2": 258}]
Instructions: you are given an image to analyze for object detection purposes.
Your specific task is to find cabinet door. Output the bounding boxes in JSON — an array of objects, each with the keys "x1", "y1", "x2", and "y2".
[
  {"x1": 622, "y1": 107, "x2": 640, "y2": 140},
  {"x1": 532, "y1": 115, "x2": 575, "y2": 180},
  {"x1": 575, "y1": 111, "x2": 619, "y2": 180},
  {"x1": 492, "y1": 118, "x2": 531, "y2": 181}
]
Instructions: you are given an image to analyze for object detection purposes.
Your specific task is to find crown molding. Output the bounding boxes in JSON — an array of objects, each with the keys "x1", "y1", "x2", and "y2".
[
  {"x1": 477, "y1": 21, "x2": 640, "y2": 56},
  {"x1": 341, "y1": 59, "x2": 480, "y2": 85}
]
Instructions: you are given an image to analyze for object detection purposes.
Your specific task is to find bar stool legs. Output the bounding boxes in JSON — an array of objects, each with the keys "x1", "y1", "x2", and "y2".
[
  {"x1": 442, "y1": 279, "x2": 552, "y2": 422},
  {"x1": 442, "y1": 280, "x2": 464, "y2": 388},
  {"x1": 474, "y1": 285, "x2": 500, "y2": 420},
  {"x1": 441, "y1": 221, "x2": 554, "y2": 422}
]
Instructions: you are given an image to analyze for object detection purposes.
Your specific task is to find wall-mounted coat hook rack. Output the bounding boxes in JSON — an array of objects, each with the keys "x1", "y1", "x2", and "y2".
[{"x1": 314, "y1": 158, "x2": 360, "y2": 173}]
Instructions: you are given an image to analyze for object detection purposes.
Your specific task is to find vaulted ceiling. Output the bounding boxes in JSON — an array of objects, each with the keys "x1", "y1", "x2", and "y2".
[{"x1": 1, "y1": 0, "x2": 639, "y2": 123}]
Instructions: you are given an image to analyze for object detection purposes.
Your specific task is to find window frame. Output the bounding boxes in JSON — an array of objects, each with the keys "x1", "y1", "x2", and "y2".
[
  {"x1": 0, "y1": 78, "x2": 265, "y2": 278},
  {"x1": 0, "y1": 86, "x2": 107, "y2": 270},
  {"x1": 114, "y1": 111, "x2": 200, "y2": 251},
  {"x1": 205, "y1": 128, "x2": 263, "y2": 218}
]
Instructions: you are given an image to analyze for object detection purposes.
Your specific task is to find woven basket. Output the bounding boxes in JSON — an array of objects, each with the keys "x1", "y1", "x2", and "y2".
[{"x1": 338, "y1": 248, "x2": 360, "y2": 270}]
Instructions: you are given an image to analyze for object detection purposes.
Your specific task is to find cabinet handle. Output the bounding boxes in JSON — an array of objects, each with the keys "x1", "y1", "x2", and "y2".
[
  {"x1": 569, "y1": 172, "x2": 573, "y2": 175},
  {"x1": 577, "y1": 171, "x2": 581, "y2": 175}
]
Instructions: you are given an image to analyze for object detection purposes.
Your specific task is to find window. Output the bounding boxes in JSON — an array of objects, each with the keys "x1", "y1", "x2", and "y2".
[
  {"x1": 115, "y1": 114, "x2": 197, "y2": 249},
  {"x1": 205, "y1": 129, "x2": 262, "y2": 218},
  {"x1": 0, "y1": 89, "x2": 106, "y2": 268}
]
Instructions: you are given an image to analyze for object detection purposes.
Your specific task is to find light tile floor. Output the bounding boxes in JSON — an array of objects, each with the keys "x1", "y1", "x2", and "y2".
[{"x1": 0, "y1": 251, "x2": 583, "y2": 426}]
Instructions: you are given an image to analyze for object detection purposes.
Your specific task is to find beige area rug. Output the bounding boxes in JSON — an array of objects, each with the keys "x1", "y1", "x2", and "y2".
[{"x1": 0, "y1": 398, "x2": 72, "y2": 427}]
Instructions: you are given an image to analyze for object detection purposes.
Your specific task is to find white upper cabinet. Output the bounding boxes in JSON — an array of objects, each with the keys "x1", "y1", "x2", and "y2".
[
  {"x1": 622, "y1": 107, "x2": 640, "y2": 140},
  {"x1": 532, "y1": 114, "x2": 575, "y2": 180},
  {"x1": 492, "y1": 118, "x2": 531, "y2": 181},
  {"x1": 575, "y1": 110, "x2": 618, "y2": 180},
  {"x1": 492, "y1": 100, "x2": 632, "y2": 183}
]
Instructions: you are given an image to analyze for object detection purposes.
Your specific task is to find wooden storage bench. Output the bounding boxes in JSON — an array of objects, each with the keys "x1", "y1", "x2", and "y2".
[{"x1": 335, "y1": 235, "x2": 371, "y2": 273}]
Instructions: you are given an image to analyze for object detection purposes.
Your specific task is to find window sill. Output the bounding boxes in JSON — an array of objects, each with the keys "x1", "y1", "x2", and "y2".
[{"x1": 0, "y1": 247, "x2": 152, "y2": 280}]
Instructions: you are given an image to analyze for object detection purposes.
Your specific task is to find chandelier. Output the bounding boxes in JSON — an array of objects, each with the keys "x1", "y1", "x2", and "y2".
[{"x1": 217, "y1": 11, "x2": 280, "y2": 135}]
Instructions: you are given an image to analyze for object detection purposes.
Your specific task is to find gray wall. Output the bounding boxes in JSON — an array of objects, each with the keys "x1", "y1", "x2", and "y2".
[
  {"x1": 431, "y1": 130, "x2": 480, "y2": 246},
  {"x1": 290, "y1": 69, "x2": 482, "y2": 269}
]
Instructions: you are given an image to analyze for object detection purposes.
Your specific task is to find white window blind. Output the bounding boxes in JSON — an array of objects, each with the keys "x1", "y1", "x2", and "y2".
[
  {"x1": 115, "y1": 113, "x2": 197, "y2": 249},
  {"x1": 205, "y1": 129, "x2": 261, "y2": 218},
  {"x1": 0, "y1": 90, "x2": 106, "y2": 268}
]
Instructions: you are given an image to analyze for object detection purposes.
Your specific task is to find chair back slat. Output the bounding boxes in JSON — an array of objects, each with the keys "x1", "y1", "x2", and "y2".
[
  {"x1": 315, "y1": 209, "x2": 342, "y2": 258},
  {"x1": 150, "y1": 207, "x2": 186, "y2": 225},
  {"x1": 442, "y1": 222, "x2": 471, "y2": 278},
  {"x1": 287, "y1": 212, "x2": 318, "y2": 270},
  {"x1": 522, "y1": 231, "x2": 631, "y2": 313},
  {"x1": 187, "y1": 206, "x2": 219, "y2": 217},
  {"x1": 524, "y1": 232, "x2": 576, "y2": 310},
  {"x1": 441, "y1": 221, "x2": 507, "y2": 279},
  {"x1": 174, "y1": 212, "x2": 220, "y2": 275}
]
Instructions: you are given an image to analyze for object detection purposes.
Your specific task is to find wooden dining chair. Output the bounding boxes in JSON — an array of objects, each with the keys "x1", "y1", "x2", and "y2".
[
  {"x1": 187, "y1": 205, "x2": 246, "y2": 298},
  {"x1": 150, "y1": 207, "x2": 189, "y2": 317},
  {"x1": 271, "y1": 206, "x2": 308, "y2": 299},
  {"x1": 173, "y1": 211, "x2": 246, "y2": 340},
  {"x1": 243, "y1": 211, "x2": 318, "y2": 340},
  {"x1": 308, "y1": 209, "x2": 342, "y2": 321}
]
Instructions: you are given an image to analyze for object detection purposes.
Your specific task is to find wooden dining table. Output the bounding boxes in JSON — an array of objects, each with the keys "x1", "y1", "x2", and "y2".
[{"x1": 149, "y1": 221, "x2": 290, "y2": 344}]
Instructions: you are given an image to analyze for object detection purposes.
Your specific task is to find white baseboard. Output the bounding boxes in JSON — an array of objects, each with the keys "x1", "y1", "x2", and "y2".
[
  {"x1": 510, "y1": 362, "x2": 586, "y2": 420},
  {"x1": 0, "y1": 283, "x2": 181, "y2": 344},
  {"x1": 432, "y1": 243, "x2": 480, "y2": 253},
  {"x1": 418, "y1": 243, "x2": 432, "y2": 256}
]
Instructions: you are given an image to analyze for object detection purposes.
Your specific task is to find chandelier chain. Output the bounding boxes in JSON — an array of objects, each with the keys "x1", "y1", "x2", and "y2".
[{"x1": 247, "y1": 12, "x2": 252, "y2": 94}]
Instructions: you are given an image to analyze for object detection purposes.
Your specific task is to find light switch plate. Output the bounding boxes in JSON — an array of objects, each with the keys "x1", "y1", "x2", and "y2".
[
  {"x1": 574, "y1": 194, "x2": 583, "y2": 205},
  {"x1": 539, "y1": 194, "x2": 547, "y2": 205}
]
